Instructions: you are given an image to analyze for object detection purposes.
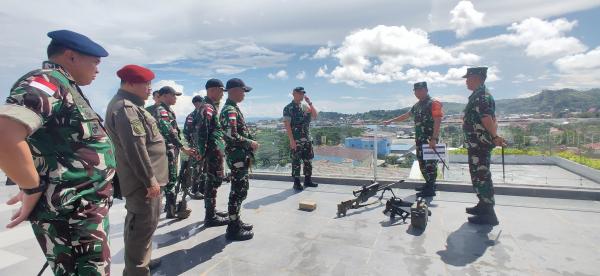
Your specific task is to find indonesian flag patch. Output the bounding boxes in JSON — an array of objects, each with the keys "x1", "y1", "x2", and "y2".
[
  {"x1": 29, "y1": 75, "x2": 57, "y2": 96},
  {"x1": 160, "y1": 110, "x2": 169, "y2": 118},
  {"x1": 205, "y1": 106, "x2": 214, "y2": 118},
  {"x1": 228, "y1": 111, "x2": 237, "y2": 124}
]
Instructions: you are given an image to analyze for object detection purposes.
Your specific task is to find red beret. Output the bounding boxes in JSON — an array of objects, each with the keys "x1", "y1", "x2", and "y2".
[{"x1": 117, "y1": 64, "x2": 155, "y2": 83}]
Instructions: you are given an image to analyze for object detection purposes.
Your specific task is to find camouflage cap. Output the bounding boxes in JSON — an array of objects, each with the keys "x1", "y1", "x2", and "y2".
[
  {"x1": 413, "y1": 82, "x2": 427, "y2": 90},
  {"x1": 462, "y1": 67, "x2": 488, "y2": 78}
]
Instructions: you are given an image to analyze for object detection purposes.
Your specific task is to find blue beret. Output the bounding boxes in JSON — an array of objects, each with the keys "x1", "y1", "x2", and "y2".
[
  {"x1": 47, "y1": 30, "x2": 108, "y2": 57},
  {"x1": 462, "y1": 67, "x2": 488, "y2": 78},
  {"x1": 413, "y1": 82, "x2": 427, "y2": 90}
]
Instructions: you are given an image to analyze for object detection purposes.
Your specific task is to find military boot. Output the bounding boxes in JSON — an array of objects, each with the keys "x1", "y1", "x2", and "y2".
[
  {"x1": 165, "y1": 193, "x2": 177, "y2": 219},
  {"x1": 293, "y1": 177, "x2": 303, "y2": 191},
  {"x1": 416, "y1": 185, "x2": 436, "y2": 197},
  {"x1": 226, "y1": 221, "x2": 254, "y2": 241},
  {"x1": 466, "y1": 200, "x2": 485, "y2": 215},
  {"x1": 215, "y1": 209, "x2": 229, "y2": 217},
  {"x1": 174, "y1": 198, "x2": 191, "y2": 219},
  {"x1": 468, "y1": 203, "x2": 499, "y2": 226},
  {"x1": 304, "y1": 175, "x2": 318, "y2": 187},
  {"x1": 239, "y1": 220, "x2": 253, "y2": 231},
  {"x1": 204, "y1": 207, "x2": 229, "y2": 227}
]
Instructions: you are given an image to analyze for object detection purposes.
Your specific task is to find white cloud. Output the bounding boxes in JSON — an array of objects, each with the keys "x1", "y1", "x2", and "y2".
[
  {"x1": 296, "y1": 71, "x2": 306, "y2": 80},
  {"x1": 552, "y1": 47, "x2": 600, "y2": 88},
  {"x1": 312, "y1": 47, "x2": 332, "y2": 59},
  {"x1": 315, "y1": 65, "x2": 329, "y2": 78},
  {"x1": 450, "y1": 1, "x2": 485, "y2": 38},
  {"x1": 435, "y1": 94, "x2": 468, "y2": 103},
  {"x1": 455, "y1": 17, "x2": 587, "y2": 59},
  {"x1": 268, "y1": 70, "x2": 289, "y2": 80},
  {"x1": 321, "y1": 25, "x2": 481, "y2": 86},
  {"x1": 517, "y1": 91, "x2": 540, "y2": 98}
]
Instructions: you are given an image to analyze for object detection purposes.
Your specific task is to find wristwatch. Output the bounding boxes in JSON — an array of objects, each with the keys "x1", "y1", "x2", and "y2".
[{"x1": 21, "y1": 180, "x2": 47, "y2": 195}]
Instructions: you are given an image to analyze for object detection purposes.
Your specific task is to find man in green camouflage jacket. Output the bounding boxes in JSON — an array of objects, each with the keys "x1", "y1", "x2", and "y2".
[
  {"x1": 182, "y1": 95, "x2": 206, "y2": 199},
  {"x1": 151, "y1": 86, "x2": 194, "y2": 219},
  {"x1": 0, "y1": 30, "x2": 115, "y2": 275},
  {"x1": 283, "y1": 87, "x2": 318, "y2": 191},
  {"x1": 192, "y1": 79, "x2": 235, "y2": 227},
  {"x1": 462, "y1": 67, "x2": 506, "y2": 226},
  {"x1": 384, "y1": 81, "x2": 443, "y2": 198},
  {"x1": 220, "y1": 78, "x2": 259, "y2": 241}
]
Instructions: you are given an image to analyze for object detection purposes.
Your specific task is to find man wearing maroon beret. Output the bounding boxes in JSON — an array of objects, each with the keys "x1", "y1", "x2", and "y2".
[{"x1": 105, "y1": 64, "x2": 167, "y2": 275}]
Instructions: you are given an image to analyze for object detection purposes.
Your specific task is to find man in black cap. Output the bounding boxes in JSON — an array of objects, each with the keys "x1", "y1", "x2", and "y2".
[
  {"x1": 462, "y1": 67, "x2": 505, "y2": 225},
  {"x1": 384, "y1": 81, "x2": 443, "y2": 197},
  {"x1": 151, "y1": 86, "x2": 195, "y2": 219},
  {"x1": 283, "y1": 86, "x2": 318, "y2": 190},
  {"x1": 0, "y1": 30, "x2": 115, "y2": 274},
  {"x1": 182, "y1": 95, "x2": 206, "y2": 199},
  {"x1": 192, "y1": 79, "x2": 234, "y2": 227},
  {"x1": 220, "y1": 78, "x2": 259, "y2": 240}
]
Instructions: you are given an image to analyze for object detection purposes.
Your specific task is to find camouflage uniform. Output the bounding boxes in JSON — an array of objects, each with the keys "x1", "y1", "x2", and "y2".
[
  {"x1": 463, "y1": 84, "x2": 496, "y2": 205},
  {"x1": 410, "y1": 96, "x2": 443, "y2": 189},
  {"x1": 220, "y1": 98, "x2": 254, "y2": 223},
  {"x1": 151, "y1": 103, "x2": 184, "y2": 197},
  {"x1": 193, "y1": 97, "x2": 227, "y2": 217},
  {"x1": 145, "y1": 104, "x2": 158, "y2": 116},
  {"x1": 183, "y1": 108, "x2": 206, "y2": 195},
  {"x1": 0, "y1": 61, "x2": 116, "y2": 275},
  {"x1": 283, "y1": 101, "x2": 314, "y2": 178}
]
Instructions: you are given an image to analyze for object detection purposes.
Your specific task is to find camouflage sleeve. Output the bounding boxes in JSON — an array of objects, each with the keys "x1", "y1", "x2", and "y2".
[
  {"x1": 478, "y1": 94, "x2": 495, "y2": 119},
  {"x1": 282, "y1": 104, "x2": 291, "y2": 122},
  {"x1": 222, "y1": 108, "x2": 252, "y2": 148},
  {"x1": 195, "y1": 106, "x2": 210, "y2": 157},
  {"x1": 114, "y1": 105, "x2": 158, "y2": 188},
  {"x1": 155, "y1": 106, "x2": 184, "y2": 148},
  {"x1": 183, "y1": 113, "x2": 194, "y2": 144},
  {"x1": 0, "y1": 73, "x2": 61, "y2": 135}
]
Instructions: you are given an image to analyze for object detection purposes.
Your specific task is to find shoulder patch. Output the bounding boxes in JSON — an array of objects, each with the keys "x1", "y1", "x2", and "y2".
[
  {"x1": 131, "y1": 118, "x2": 146, "y2": 136},
  {"x1": 29, "y1": 75, "x2": 58, "y2": 96}
]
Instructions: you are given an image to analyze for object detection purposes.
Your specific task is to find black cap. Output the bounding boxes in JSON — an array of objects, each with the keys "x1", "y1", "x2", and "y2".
[
  {"x1": 462, "y1": 67, "x2": 488, "y2": 78},
  {"x1": 413, "y1": 82, "x2": 427, "y2": 90},
  {"x1": 47, "y1": 30, "x2": 108, "y2": 57},
  {"x1": 152, "y1": 90, "x2": 159, "y2": 97},
  {"x1": 192, "y1": 95, "x2": 203, "y2": 103},
  {"x1": 225, "y1": 78, "x2": 252, "y2": 92},
  {"x1": 293, "y1": 86, "x2": 306, "y2": 93},
  {"x1": 205, "y1": 78, "x2": 224, "y2": 89},
  {"x1": 158, "y1": 86, "x2": 182, "y2": 96}
]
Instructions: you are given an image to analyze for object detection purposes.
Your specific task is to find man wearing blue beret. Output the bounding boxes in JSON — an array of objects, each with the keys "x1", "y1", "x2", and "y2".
[{"x1": 0, "y1": 30, "x2": 115, "y2": 274}]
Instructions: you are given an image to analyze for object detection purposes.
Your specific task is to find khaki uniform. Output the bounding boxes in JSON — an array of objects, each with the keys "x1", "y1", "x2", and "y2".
[{"x1": 105, "y1": 89, "x2": 168, "y2": 275}]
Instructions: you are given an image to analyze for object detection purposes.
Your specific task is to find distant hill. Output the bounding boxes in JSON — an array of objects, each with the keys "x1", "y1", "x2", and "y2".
[{"x1": 317, "y1": 89, "x2": 600, "y2": 121}]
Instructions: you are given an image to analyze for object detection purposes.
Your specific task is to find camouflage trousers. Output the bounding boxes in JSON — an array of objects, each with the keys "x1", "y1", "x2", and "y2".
[
  {"x1": 204, "y1": 147, "x2": 225, "y2": 212},
  {"x1": 416, "y1": 143, "x2": 438, "y2": 187},
  {"x1": 31, "y1": 199, "x2": 111, "y2": 276},
  {"x1": 291, "y1": 140, "x2": 314, "y2": 177},
  {"x1": 164, "y1": 147, "x2": 179, "y2": 196},
  {"x1": 467, "y1": 146, "x2": 495, "y2": 205},
  {"x1": 227, "y1": 157, "x2": 250, "y2": 222}
]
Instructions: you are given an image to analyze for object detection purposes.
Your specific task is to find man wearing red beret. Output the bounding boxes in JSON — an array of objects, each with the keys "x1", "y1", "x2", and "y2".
[{"x1": 105, "y1": 64, "x2": 167, "y2": 275}]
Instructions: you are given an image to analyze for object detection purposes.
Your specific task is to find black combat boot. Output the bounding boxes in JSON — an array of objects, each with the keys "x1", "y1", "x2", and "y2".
[
  {"x1": 215, "y1": 209, "x2": 229, "y2": 217},
  {"x1": 174, "y1": 198, "x2": 191, "y2": 219},
  {"x1": 165, "y1": 193, "x2": 177, "y2": 219},
  {"x1": 416, "y1": 185, "x2": 436, "y2": 197},
  {"x1": 293, "y1": 177, "x2": 303, "y2": 191},
  {"x1": 239, "y1": 220, "x2": 253, "y2": 231},
  {"x1": 468, "y1": 203, "x2": 499, "y2": 226},
  {"x1": 304, "y1": 175, "x2": 318, "y2": 187},
  {"x1": 466, "y1": 200, "x2": 485, "y2": 215},
  {"x1": 226, "y1": 221, "x2": 254, "y2": 241},
  {"x1": 204, "y1": 207, "x2": 229, "y2": 227}
]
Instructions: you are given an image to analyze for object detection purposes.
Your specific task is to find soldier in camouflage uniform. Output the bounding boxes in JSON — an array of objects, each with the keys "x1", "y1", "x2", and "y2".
[
  {"x1": 0, "y1": 30, "x2": 115, "y2": 275},
  {"x1": 151, "y1": 86, "x2": 195, "y2": 219},
  {"x1": 145, "y1": 90, "x2": 161, "y2": 115},
  {"x1": 220, "y1": 78, "x2": 259, "y2": 241},
  {"x1": 384, "y1": 81, "x2": 443, "y2": 198},
  {"x1": 462, "y1": 67, "x2": 505, "y2": 226},
  {"x1": 192, "y1": 79, "x2": 239, "y2": 227},
  {"x1": 283, "y1": 87, "x2": 318, "y2": 190},
  {"x1": 182, "y1": 95, "x2": 206, "y2": 199}
]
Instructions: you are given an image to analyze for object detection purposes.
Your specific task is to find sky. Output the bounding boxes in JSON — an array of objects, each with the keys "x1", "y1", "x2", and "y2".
[{"x1": 1, "y1": 0, "x2": 600, "y2": 120}]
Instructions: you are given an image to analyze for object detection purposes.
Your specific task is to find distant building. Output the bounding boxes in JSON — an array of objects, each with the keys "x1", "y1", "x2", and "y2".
[
  {"x1": 313, "y1": 145, "x2": 373, "y2": 167},
  {"x1": 390, "y1": 144, "x2": 416, "y2": 155},
  {"x1": 345, "y1": 136, "x2": 390, "y2": 156}
]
